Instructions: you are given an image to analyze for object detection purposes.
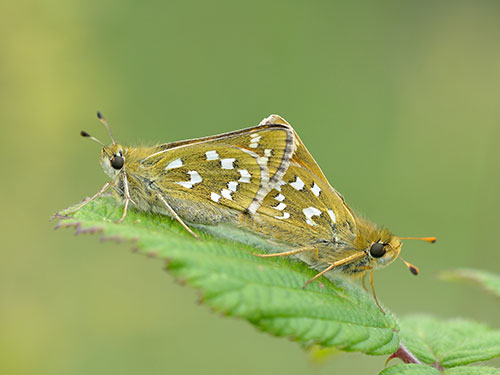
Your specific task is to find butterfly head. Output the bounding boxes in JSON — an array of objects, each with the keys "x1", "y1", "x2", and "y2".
[
  {"x1": 355, "y1": 221, "x2": 434, "y2": 275},
  {"x1": 353, "y1": 220, "x2": 420, "y2": 275},
  {"x1": 81, "y1": 111, "x2": 126, "y2": 179},
  {"x1": 368, "y1": 235, "x2": 402, "y2": 269},
  {"x1": 358, "y1": 227, "x2": 403, "y2": 270},
  {"x1": 99, "y1": 143, "x2": 126, "y2": 178}
]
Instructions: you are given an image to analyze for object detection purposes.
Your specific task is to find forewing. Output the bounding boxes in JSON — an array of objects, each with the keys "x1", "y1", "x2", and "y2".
[
  {"x1": 139, "y1": 124, "x2": 295, "y2": 214},
  {"x1": 252, "y1": 163, "x2": 356, "y2": 244},
  {"x1": 151, "y1": 122, "x2": 294, "y2": 180},
  {"x1": 248, "y1": 134, "x2": 358, "y2": 248},
  {"x1": 134, "y1": 116, "x2": 357, "y2": 251}
]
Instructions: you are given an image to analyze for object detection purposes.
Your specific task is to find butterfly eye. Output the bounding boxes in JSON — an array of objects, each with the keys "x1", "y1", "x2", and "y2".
[
  {"x1": 111, "y1": 154, "x2": 124, "y2": 170},
  {"x1": 369, "y1": 242, "x2": 386, "y2": 258}
]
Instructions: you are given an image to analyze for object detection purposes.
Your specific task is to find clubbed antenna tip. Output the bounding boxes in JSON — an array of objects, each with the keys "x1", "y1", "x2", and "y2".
[
  {"x1": 399, "y1": 257, "x2": 420, "y2": 276},
  {"x1": 408, "y1": 265, "x2": 419, "y2": 276},
  {"x1": 96, "y1": 110, "x2": 116, "y2": 144},
  {"x1": 80, "y1": 129, "x2": 110, "y2": 154}
]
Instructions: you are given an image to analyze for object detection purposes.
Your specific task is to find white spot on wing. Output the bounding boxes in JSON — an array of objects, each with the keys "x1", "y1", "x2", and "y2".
[
  {"x1": 227, "y1": 181, "x2": 238, "y2": 192},
  {"x1": 238, "y1": 169, "x2": 251, "y2": 183},
  {"x1": 328, "y1": 209, "x2": 336, "y2": 223},
  {"x1": 273, "y1": 202, "x2": 286, "y2": 211},
  {"x1": 290, "y1": 176, "x2": 305, "y2": 190},
  {"x1": 264, "y1": 149, "x2": 272, "y2": 157},
  {"x1": 221, "y1": 188, "x2": 233, "y2": 200},
  {"x1": 211, "y1": 192, "x2": 221, "y2": 202},
  {"x1": 250, "y1": 134, "x2": 262, "y2": 148},
  {"x1": 205, "y1": 150, "x2": 219, "y2": 160},
  {"x1": 275, "y1": 193, "x2": 285, "y2": 202},
  {"x1": 175, "y1": 171, "x2": 202, "y2": 189},
  {"x1": 221, "y1": 158, "x2": 235, "y2": 169},
  {"x1": 274, "y1": 212, "x2": 290, "y2": 220},
  {"x1": 311, "y1": 182, "x2": 321, "y2": 197},
  {"x1": 302, "y1": 206, "x2": 322, "y2": 226},
  {"x1": 190, "y1": 171, "x2": 202, "y2": 184},
  {"x1": 165, "y1": 158, "x2": 183, "y2": 170}
]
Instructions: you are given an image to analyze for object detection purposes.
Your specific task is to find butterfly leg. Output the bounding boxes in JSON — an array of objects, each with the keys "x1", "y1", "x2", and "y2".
[
  {"x1": 117, "y1": 171, "x2": 132, "y2": 223},
  {"x1": 52, "y1": 182, "x2": 111, "y2": 219},
  {"x1": 354, "y1": 266, "x2": 384, "y2": 313},
  {"x1": 302, "y1": 252, "x2": 367, "y2": 289},
  {"x1": 368, "y1": 268, "x2": 384, "y2": 314},
  {"x1": 361, "y1": 273, "x2": 368, "y2": 291},
  {"x1": 117, "y1": 198, "x2": 130, "y2": 223},
  {"x1": 253, "y1": 247, "x2": 318, "y2": 258},
  {"x1": 155, "y1": 192, "x2": 202, "y2": 241},
  {"x1": 317, "y1": 262, "x2": 384, "y2": 313}
]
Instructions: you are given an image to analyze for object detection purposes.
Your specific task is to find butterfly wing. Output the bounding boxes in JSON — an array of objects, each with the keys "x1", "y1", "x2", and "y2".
[
  {"x1": 250, "y1": 155, "x2": 358, "y2": 248},
  {"x1": 244, "y1": 136, "x2": 362, "y2": 271},
  {"x1": 127, "y1": 115, "x2": 358, "y2": 261},
  {"x1": 226, "y1": 116, "x2": 359, "y2": 247},
  {"x1": 130, "y1": 122, "x2": 296, "y2": 225}
]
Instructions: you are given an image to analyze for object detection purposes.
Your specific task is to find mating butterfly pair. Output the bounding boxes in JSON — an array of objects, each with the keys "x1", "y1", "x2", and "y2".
[{"x1": 61, "y1": 113, "x2": 435, "y2": 310}]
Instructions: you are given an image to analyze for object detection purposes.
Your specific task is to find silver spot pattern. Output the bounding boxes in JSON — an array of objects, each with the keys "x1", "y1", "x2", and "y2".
[
  {"x1": 274, "y1": 212, "x2": 290, "y2": 220},
  {"x1": 290, "y1": 176, "x2": 305, "y2": 190},
  {"x1": 327, "y1": 209, "x2": 336, "y2": 223},
  {"x1": 238, "y1": 169, "x2": 251, "y2": 183},
  {"x1": 311, "y1": 182, "x2": 321, "y2": 197},
  {"x1": 205, "y1": 150, "x2": 219, "y2": 161},
  {"x1": 165, "y1": 158, "x2": 183, "y2": 170},
  {"x1": 175, "y1": 171, "x2": 203, "y2": 189},
  {"x1": 221, "y1": 158, "x2": 236, "y2": 169},
  {"x1": 302, "y1": 206, "x2": 321, "y2": 226}
]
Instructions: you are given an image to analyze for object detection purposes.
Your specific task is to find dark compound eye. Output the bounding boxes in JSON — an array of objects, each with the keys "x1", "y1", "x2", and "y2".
[
  {"x1": 111, "y1": 154, "x2": 124, "y2": 170},
  {"x1": 370, "y1": 242, "x2": 386, "y2": 258}
]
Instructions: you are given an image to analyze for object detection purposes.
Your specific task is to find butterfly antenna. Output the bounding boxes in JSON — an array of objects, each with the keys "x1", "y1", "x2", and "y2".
[
  {"x1": 97, "y1": 111, "x2": 117, "y2": 144},
  {"x1": 392, "y1": 236, "x2": 435, "y2": 275},
  {"x1": 80, "y1": 131, "x2": 112, "y2": 156},
  {"x1": 397, "y1": 236, "x2": 437, "y2": 243},
  {"x1": 399, "y1": 256, "x2": 419, "y2": 275}
]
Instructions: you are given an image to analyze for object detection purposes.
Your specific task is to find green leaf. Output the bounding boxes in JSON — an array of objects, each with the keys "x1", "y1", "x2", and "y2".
[
  {"x1": 441, "y1": 269, "x2": 500, "y2": 300},
  {"x1": 380, "y1": 364, "x2": 500, "y2": 375},
  {"x1": 399, "y1": 315, "x2": 500, "y2": 368},
  {"x1": 379, "y1": 364, "x2": 440, "y2": 375},
  {"x1": 444, "y1": 366, "x2": 500, "y2": 375},
  {"x1": 54, "y1": 196, "x2": 399, "y2": 355}
]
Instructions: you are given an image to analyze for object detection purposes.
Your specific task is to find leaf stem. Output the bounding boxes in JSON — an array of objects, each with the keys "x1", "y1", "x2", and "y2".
[{"x1": 387, "y1": 342, "x2": 423, "y2": 365}]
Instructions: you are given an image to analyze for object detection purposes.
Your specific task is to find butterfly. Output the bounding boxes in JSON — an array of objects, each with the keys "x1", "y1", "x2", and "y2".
[{"x1": 59, "y1": 112, "x2": 435, "y2": 310}]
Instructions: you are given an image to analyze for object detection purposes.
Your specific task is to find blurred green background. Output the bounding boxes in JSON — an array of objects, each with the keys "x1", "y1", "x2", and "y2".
[{"x1": 2, "y1": 1, "x2": 500, "y2": 374}]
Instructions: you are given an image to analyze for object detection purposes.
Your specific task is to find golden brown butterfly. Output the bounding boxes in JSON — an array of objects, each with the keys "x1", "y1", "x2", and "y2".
[{"x1": 59, "y1": 113, "x2": 435, "y2": 310}]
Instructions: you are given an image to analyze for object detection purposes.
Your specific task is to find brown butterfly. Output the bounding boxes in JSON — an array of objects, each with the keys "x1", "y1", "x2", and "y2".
[{"x1": 59, "y1": 113, "x2": 435, "y2": 310}]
